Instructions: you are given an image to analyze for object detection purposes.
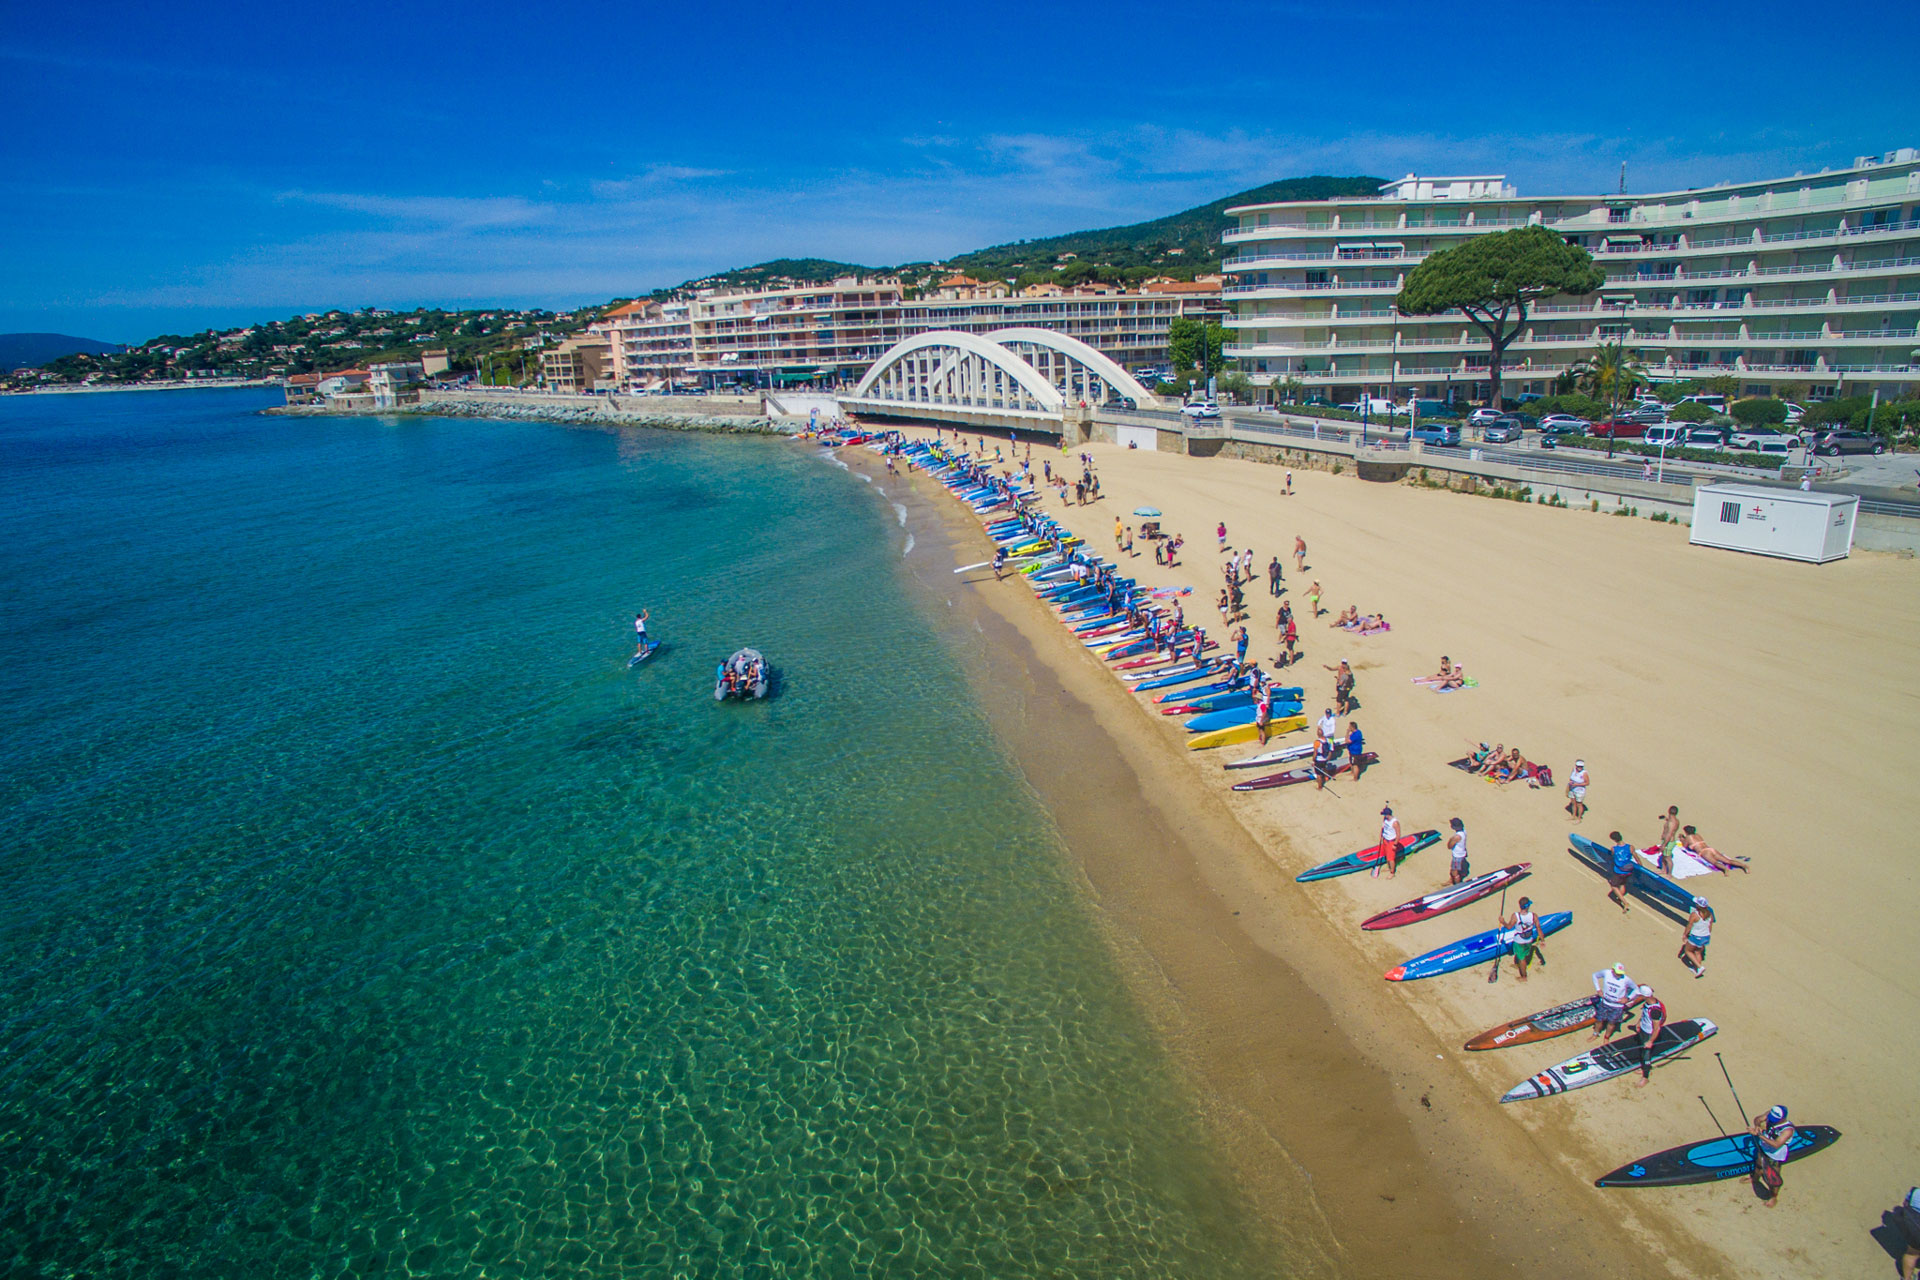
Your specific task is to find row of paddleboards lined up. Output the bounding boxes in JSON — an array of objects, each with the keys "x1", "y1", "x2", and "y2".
[{"x1": 896, "y1": 438, "x2": 1834, "y2": 1190}]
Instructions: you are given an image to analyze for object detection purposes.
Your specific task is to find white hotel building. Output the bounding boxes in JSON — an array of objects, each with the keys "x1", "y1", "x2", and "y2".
[{"x1": 1222, "y1": 147, "x2": 1920, "y2": 404}]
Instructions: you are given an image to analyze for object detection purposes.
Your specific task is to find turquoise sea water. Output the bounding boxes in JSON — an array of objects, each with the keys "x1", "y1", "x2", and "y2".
[{"x1": 0, "y1": 391, "x2": 1277, "y2": 1278}]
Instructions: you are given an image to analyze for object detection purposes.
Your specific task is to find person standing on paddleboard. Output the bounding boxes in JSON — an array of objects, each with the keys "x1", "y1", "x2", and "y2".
[
  {"x1": 1749, "y1": 1105, "x2": 1795, "y2": 1206},
  {"x1": 633, "y1": 610, "x2": 651, "y2": 657},
  {"x1": 1371, "y1": 805, "x2": 1400, "y2": 877},
  {"x1": 1679, "y1": 897, "x2": 1714, "y2": 977},
  {"x1": 1504, "y1": 897, "x2": 1540, "y2": 980},
  {"x1": 1605, "y1": 831, "x2": 1636, "y2": 913},
  {"x1": 1590, "y1": 963, "x2": 1636, "y2": 1041},
  {"x1": 1446, "y1": 818, "x2": 1469, "y2": 885}
]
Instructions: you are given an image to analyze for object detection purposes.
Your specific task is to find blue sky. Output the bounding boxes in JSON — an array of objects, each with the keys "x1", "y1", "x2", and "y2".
[{"x1": 4, "y1": 0, "x2": 1915, "y2": 342}]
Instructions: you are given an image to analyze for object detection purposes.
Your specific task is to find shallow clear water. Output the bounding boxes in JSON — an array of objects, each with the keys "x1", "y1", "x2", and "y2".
[{"x1": 0, "y1": 391, "x2": 1277, "y2": 1278}]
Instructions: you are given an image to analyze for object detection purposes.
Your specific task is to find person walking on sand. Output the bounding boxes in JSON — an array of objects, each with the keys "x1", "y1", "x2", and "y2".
[
  {"x1": 1605, "y1": 830, "x2": 1636, "y2": 913},
  {"x1": 1343, "y1": 720, "x2": 1366, "y2": 781},
  {"x1": 1446, "y1": 817, "x2": 1469, "y2": 884},
  {"x1": 1504, "y1": 896, "x2": 1541, "y2": 980},
  {"x1": 1623, "y1": 986, "x2": 1668, "y2": 1087},
  {"x1": 1255, "y1": 682, "x2": 1274, "y2": 746},
  {"x1": 1590, "y1": 963, "x2": 1635, "y2": 1041},
  {"x1": 1217, "y1": 521, "x2": 1228, "y2": 550},
  {"x1": 1566, "y1": 759, "x2": 1589, "y2": 821},
  {"x1": 1268, "y1": 554, "x2": 1283, "y2": 595},
  {"x1": 1234, "y1": 625, "x2": 1250, "y2": 666},
  {"x1": 1306, "y1": 580, "x2": 1322, "y2": 619},
  {"x1": 1323, "y1": 658, "x2": 1354, "y2": 714},
  {"x1": 1371, "y1": 805, "x2": 1400, "y2": 875},
  {"x1": 1285, "y1": 470, "x2": 1294, "y2": 496},
  {"x1": 1294, "y1": 534, "x2": 1307, "y2": 573},
  {"x1": 1114, "y1": 516, "x2": 1123, "y2": 546},
  {"x1": 1279, "y1": 611, "x2": 1299, "y2": 667},
  {"x1": 1749, "y1": 1106, "x2": 1795, "y2": 1206},
  {"x1": 1238, "y1": 546, "x2": 1253, "y2": 585},
  {"x1": 1679, "y1": 896, "x2": 1714, "y2": 978}
]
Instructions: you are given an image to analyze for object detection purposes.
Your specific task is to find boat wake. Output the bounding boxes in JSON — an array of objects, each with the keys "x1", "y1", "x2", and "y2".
[{"x1": 902, "y1": 534, "x2": 915, "y2": 557}]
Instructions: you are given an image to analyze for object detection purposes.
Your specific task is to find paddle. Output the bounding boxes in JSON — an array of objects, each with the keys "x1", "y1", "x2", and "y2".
[
  {"x1": 1488, "y1": 887, "x2": 1510, "y2": 983},
  {"x1": 1698, "y1": 1096, "x2": 1731, "y2": 1139},
  {"x1": 1717, "y1": 1053, "x2": 1749, "y2": 1121}
]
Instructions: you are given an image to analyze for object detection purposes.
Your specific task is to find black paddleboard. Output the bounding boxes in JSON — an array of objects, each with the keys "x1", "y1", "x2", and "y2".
[{"x1": 1595, "y1": 1125, "x2": 1840, "y2": 1188}]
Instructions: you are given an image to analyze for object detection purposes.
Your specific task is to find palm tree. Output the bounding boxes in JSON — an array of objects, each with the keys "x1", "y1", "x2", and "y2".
[{"x1": 1572, "y1": 341, "x2": 1647, "y2": 405}]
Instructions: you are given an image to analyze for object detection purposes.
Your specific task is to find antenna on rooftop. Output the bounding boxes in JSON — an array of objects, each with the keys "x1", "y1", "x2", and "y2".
[{"x1": 1618, "y1": 162, "x2": 1628, "y2": 195}]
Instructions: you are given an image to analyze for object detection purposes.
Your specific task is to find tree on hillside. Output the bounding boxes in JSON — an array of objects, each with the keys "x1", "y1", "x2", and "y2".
[{"x1": 1395, "y1": 226, "x2": 1604, "y2": 408}]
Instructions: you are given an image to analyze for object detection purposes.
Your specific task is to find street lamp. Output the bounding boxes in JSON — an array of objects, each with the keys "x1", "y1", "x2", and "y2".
[{"x1": 1603, "y1": 295, "x2": 1632, "y2": 460}]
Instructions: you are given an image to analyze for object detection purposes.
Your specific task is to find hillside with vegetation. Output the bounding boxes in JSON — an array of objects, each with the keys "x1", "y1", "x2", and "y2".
[{"x1": 0, "y1": 333, "x2": 126, "y2": 370}]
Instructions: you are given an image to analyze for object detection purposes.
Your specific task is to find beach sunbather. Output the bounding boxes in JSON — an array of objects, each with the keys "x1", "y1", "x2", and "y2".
[
  {"x1": 1332, "y1": 605, "x2": 1360, "y2": 628},
  {"x1": 1681, "y1": 826, "x2": 1749, "y2": 873},
  {"x1": 1472, "y1": 743, "x2": 1505, "y2": 776}
]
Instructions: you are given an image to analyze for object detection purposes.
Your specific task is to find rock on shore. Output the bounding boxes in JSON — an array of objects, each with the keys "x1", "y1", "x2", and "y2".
[{"x1": 264, "y1": 398, "x2": 790, "y2": 435}]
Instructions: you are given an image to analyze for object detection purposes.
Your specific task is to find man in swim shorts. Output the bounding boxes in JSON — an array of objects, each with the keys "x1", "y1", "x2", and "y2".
[
  {"x1": 1590, "y1": 963, "x2": 1635, "y2": 1041},
  {"x1": 1605, "y1": 830, "x2": 1635, "y2": 913},
  {"x1": 1505, "y1": 896, "x2": 1540, "y2": 980}
]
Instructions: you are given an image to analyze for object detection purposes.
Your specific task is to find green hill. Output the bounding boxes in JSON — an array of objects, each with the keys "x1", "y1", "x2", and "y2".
[
  {"x1": 0, "y1": 333, "x2": 125, "y2": 369},
  {"x1": 943, "y1": 175, "x2": 1384, "y2": 281},
  {"x1": 652, "y1": 175, "x2": 1387, "y2": 298}
]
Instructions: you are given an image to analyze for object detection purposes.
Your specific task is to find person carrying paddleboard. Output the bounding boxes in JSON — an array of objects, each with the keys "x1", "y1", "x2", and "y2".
[
  {"x1": 1620, "y1": 986, "x2": 1668, "y2": 1086},
  {"x1": 992, "y1": 546, "x2": 1008, "y2": 580},
  {"x1": 1590, "y1": 963, "x2": 1636, "y2": 1041},
  {"x1": 1749, "y1": 1106, "x2": 1795, "y2": 1206},
  {"x1": 1446, "y1": 817, "x2": 1469, "y2": 885},
  {"x1": 1504, "y1": 896, "x2": 1541, "y2": 981}
]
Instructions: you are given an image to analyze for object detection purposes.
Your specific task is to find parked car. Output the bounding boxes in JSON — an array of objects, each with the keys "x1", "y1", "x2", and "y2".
[
  {"x1": 1497, "y1": 411, "x2": 1539, "y2": 431},
  {"x1": 1537, "y1": 414, "x2": 1590, "y2": 435},
  {"x1": 1467, "y1": 408, "x2": 1505, "y2": 427},
  {"x1": 1589, "y1": 418, "x2": 1647, "y2": 439},
  {"x1": 1677, "y1": 393, "x2": 1729, "y2": 414},
  {"x1": 1407, "y1": 399, "x2": 1454, "y2": 418},
  {"x1": 1406, "y1": 423, "x2": 1463, "y2": 447},
  {"x1": 1749, "y1": 439, "x2": 1793, "y2": 456},
  {"x1": 1111, "y1": 395, "x2": 1138, "y2": 410},
  {"x1": 1623, "y1": 405, "x2": 1669, "y2": 425},
  {"x1": 1182, "y1": 400, "x2": 1221, "y2": 419},
  {"x1": 1642, "y1": 424, "x2": 1687, "y2": 449},
  {"x1": 1683, "y1": 426, "x2": 1731, "y2": 450},
  {"x1": 1336, "y1": 396, "x2": 1396, "y2": 417},
  {"x1": 1482, "y1": 418, "x2": 1525, "y2": 444},
  {"x1": 1810, "y1": 429, "x2": 1885, "y2": 456},
  {"x1": 1781, "y1": 401, "x2": 1806, "y2": 424},
  {"x1": 1729, "y1": 428, "x2": 1796, "y2": 450}
]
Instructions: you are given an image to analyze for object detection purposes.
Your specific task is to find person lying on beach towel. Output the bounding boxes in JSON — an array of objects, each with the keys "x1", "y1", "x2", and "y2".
[
  {"x1": 1680, "y1": 826, "x2": 1749, "y2": 873},
  {"x1": 1413, "y1": 656, "x2": 1454, "y2": 686},
  {"x1": 1338, "y1": 614, "x2": 1390, "y2": 635}
]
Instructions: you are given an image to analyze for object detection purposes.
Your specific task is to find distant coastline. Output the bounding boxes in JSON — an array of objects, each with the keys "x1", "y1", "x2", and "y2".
[{"x1": 9, "y1": 378, "x2": 274, "y2": 395}]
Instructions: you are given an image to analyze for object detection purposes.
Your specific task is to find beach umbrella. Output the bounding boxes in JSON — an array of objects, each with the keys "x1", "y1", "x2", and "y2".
[{"x1": 1134, "y1": 506, "x2": 1162, "y2": 517}]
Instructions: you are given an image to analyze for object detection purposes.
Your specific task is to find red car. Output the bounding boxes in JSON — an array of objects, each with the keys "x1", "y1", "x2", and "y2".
[{"x1": 1588, "y1": 418, "x2": 1646, "y2": 439}]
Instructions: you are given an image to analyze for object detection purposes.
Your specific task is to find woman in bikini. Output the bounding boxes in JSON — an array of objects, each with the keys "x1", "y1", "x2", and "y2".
[
  {"x1": 1681, "y1": 826, "x2": 1749, "y2": 873},
  {"x1": 1416, "y1": 656, "x2": 1454, "y2": 686}
]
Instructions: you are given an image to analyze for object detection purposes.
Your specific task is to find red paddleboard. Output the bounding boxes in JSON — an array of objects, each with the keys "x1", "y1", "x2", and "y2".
[
  {"x1": 1360, "y1": 863, "x2": 1531, "y2": 930},
  {"x1": 1231, "y1": 752, "x2": 1378, "y2": 792}
]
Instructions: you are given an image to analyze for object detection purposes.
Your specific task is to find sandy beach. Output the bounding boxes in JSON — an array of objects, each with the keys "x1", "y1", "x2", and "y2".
[{"x1": 865, "y1": 427, "x2": 1920, "y2": 1280}]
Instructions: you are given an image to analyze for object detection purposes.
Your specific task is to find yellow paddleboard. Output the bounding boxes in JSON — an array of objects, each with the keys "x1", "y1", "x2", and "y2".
[{"x1": 1187, "y1": 716, "x2": 1305, "y2": 751}]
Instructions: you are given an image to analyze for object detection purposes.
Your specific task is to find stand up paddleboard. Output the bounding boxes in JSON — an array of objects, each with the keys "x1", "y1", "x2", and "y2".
[
  {"x1": 1361, "y1": 863, "x2": 1531, "y2": 930},
  {"x1": 628, "y1": 641, "x2": 661, "y2": 668},
  {"x1": 1594, "y1": 1126, "x2": 1840, "y2": 1188},
  {"x1": 1230, "y1": 749, "x2": 1374, "y2": 787},
  {"x1": 1463, "y1": 991, "x2": 1648, "y2": 1051},
  {"x1": 1500, "y1": 1018, "x2": 1717, "y2": 1102},
  {"x1": 1567, "y1": 832, "x2": 1696, "y2": 918},
  {"x1": 1295, "y1": 828, "x2": 1437, "y2": 880},
  {"x1": 1385, "y1": 912, "x2": 1572, "y2": 981}
]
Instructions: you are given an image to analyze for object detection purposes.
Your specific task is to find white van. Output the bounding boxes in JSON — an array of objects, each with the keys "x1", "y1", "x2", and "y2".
[
  {"x1": 1643, "y1": 423, "x2": 1687, "y2": 448},
  {"x1": 1677, "y1": 393, "x2": 1729, "y2": 414}
]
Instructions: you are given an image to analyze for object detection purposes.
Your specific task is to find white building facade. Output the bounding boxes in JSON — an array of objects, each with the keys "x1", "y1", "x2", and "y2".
[{"x1": 1222, "y1": 147, "x2": 1920, "y2": 404}]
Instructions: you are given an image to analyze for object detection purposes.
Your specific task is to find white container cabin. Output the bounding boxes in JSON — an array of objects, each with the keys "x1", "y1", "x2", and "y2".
[{"x1": 1688, "y1": 483, "x2": 1857, "y2": 563}]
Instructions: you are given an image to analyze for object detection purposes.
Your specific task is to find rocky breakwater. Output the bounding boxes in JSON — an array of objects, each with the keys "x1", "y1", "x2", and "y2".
[{"x1": 266, "y1": 391, "x2": 788, "y2": 435}]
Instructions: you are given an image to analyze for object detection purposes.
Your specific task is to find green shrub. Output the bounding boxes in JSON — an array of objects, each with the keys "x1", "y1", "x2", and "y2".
[
  {"x1": 1731, "y1": 397, "x2": 1789, "y2": 426},
  {"x1": 1526, "y1": 392, "x2": 1607, "y2": 420},
  {"x1": 1669, "y1": 401, "x2": 1717, "y2": 423}
]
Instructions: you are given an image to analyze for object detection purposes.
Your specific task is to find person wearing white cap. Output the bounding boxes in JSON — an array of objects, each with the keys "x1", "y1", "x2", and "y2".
[
  {"x1": 1565, "y1": 759, "x2": 1589, "y2": 821},
  {"x1": 1749, "y1": 1105, "x2": 1796, "y2": 1206},
  {"x1": 1680, "y1": 897, "x2": 1715, "y2": 977},
  {"x1": 1622, "y1": 985, "x2": 1668, "y2": 1087},
  {"x1": 1590, "y1": 963, "x2": 1636, "y2": 1041}
]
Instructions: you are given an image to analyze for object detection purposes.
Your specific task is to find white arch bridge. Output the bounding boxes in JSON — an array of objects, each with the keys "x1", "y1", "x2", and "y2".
[{"x1": 839, "y1": 329, "x2": 1158, "y2": 435}]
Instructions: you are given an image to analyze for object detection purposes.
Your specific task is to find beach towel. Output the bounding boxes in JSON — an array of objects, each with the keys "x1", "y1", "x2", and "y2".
[
  {"x1": 1340, "y1": 621, "x2": 1391, "y2": 635},
  {"x1": 1638, "y1": 843, "x2": 1715, "y2": 879},
  {"x1": 1432, "y1": 677, "x2": 1478, "y2": 693}
]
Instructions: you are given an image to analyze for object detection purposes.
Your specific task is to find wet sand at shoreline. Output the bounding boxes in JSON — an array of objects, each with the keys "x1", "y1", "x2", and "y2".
[{"x1": 863, "y1": 430, "x2": 1920, "y2": 1280}]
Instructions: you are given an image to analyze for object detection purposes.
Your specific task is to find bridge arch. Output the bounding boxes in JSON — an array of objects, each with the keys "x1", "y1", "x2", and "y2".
[
  {"x1": 983, "y1": 329, "x2": 1156, "y2": 406},
  {"x1": 849, "y1": 331, "x2": 1064, "y2": 417}
]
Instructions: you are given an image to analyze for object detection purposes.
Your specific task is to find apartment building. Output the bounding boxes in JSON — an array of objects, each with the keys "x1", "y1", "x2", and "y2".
[
  {"x1": 595, "y1": 275, "x2": 1227, "y2": 389},
  {"x1": 1222, "y1": 147, "x2": 1920, "y2": 404},
  {"x1": 538, "y1": 335, "x2": 611, "y2": 392}
]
